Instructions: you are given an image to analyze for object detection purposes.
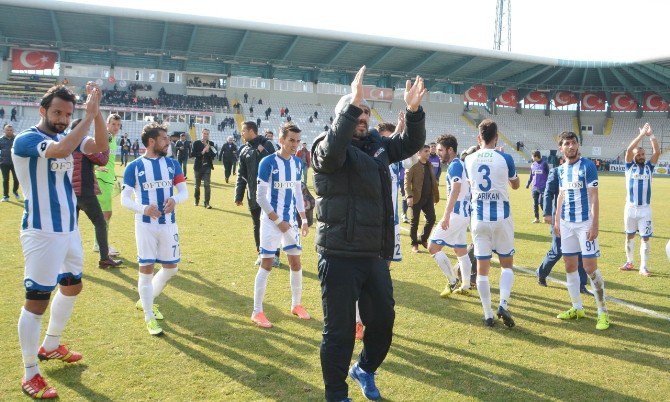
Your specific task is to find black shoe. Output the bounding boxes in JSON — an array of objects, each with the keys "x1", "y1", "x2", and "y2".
[
  {"x1": 194, "y1": 201, "x2": 199, "y2": 207},
  {"x1": 536, "y1": 270, "x2": 547, "y2": 287},
  {"x1": 497, "y1": 306, "x2": 515, "y2": 328},
  {"x1": 99, "y1": 258, "x2": 122, "y2": 268},
  {"x1": 204, "y1": 204, "x2": 212, "y2": 209},
  {"x1": 483, "y1": 317, "x2": 495, "y2": 327},
  {"x1": 580, "y1": 287, "x2": 593, "y2": 295}
]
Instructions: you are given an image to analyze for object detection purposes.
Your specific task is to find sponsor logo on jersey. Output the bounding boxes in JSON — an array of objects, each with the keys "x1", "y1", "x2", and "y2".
[
  {"x1": 168, "y1": 167, "x2": 175, "y2": 174},
  {"x1": 142, "y1": 180, "x2": 172, "y2": 190},
  {"x1": 273, "y1": 181, "x2": 297, "y2": 190},
  {"x1": 631, "y1": 173, "x2": 650, "y2": 180},
  {"x1": 138, "y1": 171, "x2": 145, "y2": 177},
  {"x1": 564, "y1": 181, "x2": 584, "y2": 189},
  {"x1": 49, "y1": 160, "x2": 74, "y2": 172}
]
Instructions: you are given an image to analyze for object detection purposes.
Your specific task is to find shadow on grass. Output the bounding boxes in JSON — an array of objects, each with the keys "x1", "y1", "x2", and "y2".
[{"x1": 47, "y1": 364, "x2": 113, "y2": 401}]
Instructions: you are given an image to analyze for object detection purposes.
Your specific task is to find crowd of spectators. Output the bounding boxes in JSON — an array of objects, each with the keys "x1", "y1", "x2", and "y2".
[
  {"x1": 98, "y1": 86, "x2": 230, "y2": 111},
  {"x1": 187, "y1": 76, "x2": 223, "y2": 89}
]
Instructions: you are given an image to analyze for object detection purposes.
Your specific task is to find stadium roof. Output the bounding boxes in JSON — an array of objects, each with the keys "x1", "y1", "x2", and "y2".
[{"x1": 2, "y1": 0, "x2": 670, "y2": 100}]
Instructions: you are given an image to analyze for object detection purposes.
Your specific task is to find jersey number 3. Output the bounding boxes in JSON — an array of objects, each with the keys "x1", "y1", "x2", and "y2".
[{"x1": 478, "y1": 165, "x2": 491, "y2": 192}]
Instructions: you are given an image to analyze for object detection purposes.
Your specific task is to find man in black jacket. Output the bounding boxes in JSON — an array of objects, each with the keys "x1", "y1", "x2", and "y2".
[
  {"x1": 191, "y1": 128, "x2": 216, "y2": 209},
  {"x1": 218, "y1": 135, "x2": 238, "y2": 183},
  {"x1": 235, "y1": 121, "x2": 276, "y2": 265},
  {"x1": 175, "y1": 133, "x2": 191, "y2": 179},
  {"x1": 311, "y1": 66, "x2": 426, "y2": 402}
]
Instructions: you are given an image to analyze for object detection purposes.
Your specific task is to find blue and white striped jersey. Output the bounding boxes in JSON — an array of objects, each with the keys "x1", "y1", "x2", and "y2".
[
  {"x1": 123, "y1": 156, "x2": 185, "y2": 224},
  {"x1": 446, "y1": 158, "x2": 471, "y2": 218},
  {"x1": 557, "y1": 157, "x2": 598, "y2": 223},
  {"x1": 625, "y1": 161, "x2": 653, "y2": 206},
  {"x1": 390, "y1": 162, "x2": 401, "y2": 225},
  {"x1": 12, "y1": 126, "x2": 91, "y2": 233},
  {"x1": 464, "y1": 149, "x2": 516, "y2": 222},
  {"x1": 257, "y1": 153, "x2": 303, "y2": 225}
]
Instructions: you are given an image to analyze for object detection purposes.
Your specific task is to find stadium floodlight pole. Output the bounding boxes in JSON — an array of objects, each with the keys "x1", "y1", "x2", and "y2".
[{"x1": 494, "y1": 0, "x2": 512, "y2": 52}]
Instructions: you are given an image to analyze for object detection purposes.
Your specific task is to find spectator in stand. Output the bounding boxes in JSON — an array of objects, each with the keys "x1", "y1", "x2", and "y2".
[
  {"x1": 296, "y1": 142, "x2": 311, "y2": 185},
  {"x1": 191, "y1": 128, "x2": 216, "y2": 209},
  {"x1": 0, "y1": 123, "x2": 19, "y2": 201},
  {"x1": 265, "y1": 107, "x2": 272, "y2": 120},
  {"x1": 428, "y1": 142, "x2": 442, "y2": 180},
  {"x1": 280, "y1": 107, "x2": 285, "y2": 117},
  {"x1": 249, "y1": 105, "x2": 254, "y2": 117},
  {"x1": 176, "y1": 133, "x2": 192, "y2": 180},
  {"x1": 0, "y1": 107, "x2": 4, "y2": 119},
  {"x1": 257, "y1": 117, "x2": 262, "y2": 129},
  {"x1": 258, "y1": 98, "x2": 262, "y2": 105},
  {"x1": 314, "y1": 111, "x2": 318, "y2": 119},
  {"x1": 244, "y1": 92, "x2": 248, "y2": 103},
  {"x1": 405, "y1": 145, "x2": 439, "y2": 253},
  {"x1": 219, "y1": 136, "x2": 238, "y2": 183},
  {"x1": 526, "y1": 151, "x2": 549, "y2": 223},
  {"x1": 309, "y1": 116, "x2": 314, "y2": 123},
  {"x1": 11, "y1": 107, "x2": 17, "y2": 122},
  {"x1": 132, "y1": 139, "x2": 140, "y2": 160},
  {"x1": 69, "y1": 119, "x2": 121, "y2": 268}
]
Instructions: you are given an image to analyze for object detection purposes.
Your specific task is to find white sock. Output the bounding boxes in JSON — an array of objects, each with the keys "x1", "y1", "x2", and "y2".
[
  {"x1": 290, "y1": 269, "x2": 302, "y2": 308},
  {"x1": 433, "y1": 251, "x2": 457, "y2": 285},
  {"x1": 18, "y1": 307, "x2": 42, "y2": 380},
  {"x1": 566, "y1": 271, "x2": 583, "y2": 310},
  {"x1": 138, "y1": 272, "x2": 155, "y2": 321},
  {"x1": 355, "y1": 302, "x2": 362, "y2": 324},
  {"x1": 625, "y1": 238, "x2": 635, "y2": 264},
  {"x1": 640, "y1": 241, "x2": 650, "y2": 271},
  {"x1": 42, "y1": 290, "x2": 76, "y2": 351},
  {"x1": 152, "y1": 267, "x2": 178, "y2": 298},
  {"x1": 476, "y1": 275, "x2": 494, "y2": 319},
  {"x1": 457, "y1": 254, "x2": 472, "y2": 289},
  {"x1": 589, "y1": 269, "x2": 607, "y2": 314},
  {"x1": 499, "y1": 268, "x2": 514, "y2": 310},
  {"x1": 253, "y1": 268, "x2": 270, "y2": 314}
]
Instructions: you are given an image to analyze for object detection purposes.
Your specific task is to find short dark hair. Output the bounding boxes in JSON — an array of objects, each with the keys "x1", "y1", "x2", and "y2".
[
  {"x1": 107, "y1": 113, "x2": 122, "y2": 123},
  {"x1": 421, "y1": 144, "x2": 430, "y2": 150},
  {"x1": 141, "y1": 122, "x2": 167, "y2": 146},
  {"x1": 243, "y1": 121, "x2": 258, "y2": 134},
  {"x1": 264, "y1": 130, "x2": 274, "y2": 136},
  {"x1": 40, "y1": 85, "x2": 76, "y2": 110},
  {"x1": 376, "y1": 122, "x2": 396, "y2": 133},
  {"x1": 436, "y1": 134, "x2": 458, "y2": 154},
  {"x1": 558, "y1": 131, "x2": 578, "y2": 146},
  {"x1": 280, "y1": 122, "x2": 301, "y2": 138},
  {"x1": 429, "y1": 142, "x2": 436, "y2": 146},
  {"x1": 532, "y1": 150, "x2": 541, "y2": 159},
  {"x1": 478, "y1": 119, "x2": 498, "y2": 144}
]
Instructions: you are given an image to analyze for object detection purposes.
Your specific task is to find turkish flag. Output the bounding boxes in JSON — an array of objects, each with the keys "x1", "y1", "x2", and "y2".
[
  {"x1": 610, "y1": 92, "x2": 637, "y2": 111},
  {"x1": 464, "y1": 85, "x2": 487, "y2": 103},
  {"x1": 495, "y1": 89, "x2": 518, "y2": 107},
  {"x1": 580, "y1": 92, "x2": 606, "y2": 110},
  {"x1": 642, "y1": 92, "x2": 669, "y2": 112},
  {"x1": 553, "y1": 91, "x2": 578, "y2": 107},
  {"x1": 12, "y1": 49, "x2": 58, "y2": 70},
  {"x1": 363, "y1": 86, "x2": 393, "y2": 102},
  {"x1": 524, "y1": 91, "x2": 549, "y2": 105}
]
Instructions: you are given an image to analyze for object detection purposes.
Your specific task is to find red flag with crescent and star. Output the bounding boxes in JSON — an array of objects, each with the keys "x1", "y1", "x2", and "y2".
[
  {"x1": 642, "y1": 92, "x2": 669, "y2": 112},
  {"x1": 12, "y1": 49, "x2": 58, "y2": 70},
  {"x1": 524, "y1": 91, "x2": 549, "y2": 105},
  {"x1": 495, "y1": 89, "x2": 518, "y2": 107},
  {"x1": 580, "y1": 92, "x2": 606, "y2": 111},
  {"x1": 362, "y1": 86, "x2": 393, "y2": 102},
  {"x1": 553, "y1": 91, "x2": 578, "y2": 107},
  {"x1": 464, "y1": 85, "x2": 487, "y2": 103},
  {"x1": 610, "y1": 92, "x2": 637, "y2": 111}
]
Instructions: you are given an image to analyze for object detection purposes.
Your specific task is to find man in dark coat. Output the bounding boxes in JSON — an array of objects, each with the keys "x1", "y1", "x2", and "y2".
[
  {"x1": 311, "y1": 66, "x2": 427, "y2": 401},
  {"x1": 218, "y1": 136, "x2": 238, "y2": 183}
]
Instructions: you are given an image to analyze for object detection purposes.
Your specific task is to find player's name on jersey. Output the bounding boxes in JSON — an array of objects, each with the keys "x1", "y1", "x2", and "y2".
[
  {"x1": 476, "y1": 192, "x2": 501, "y2": 200},
  {"x1": 141, "y1": 180, "x2": 173, "y2": 190},
  {"x1": 273, "y1": 181, "x2": 298, "y2": 190},
  {"x1": 49, "y1": 160, "x2": 74, "y2": 172}
]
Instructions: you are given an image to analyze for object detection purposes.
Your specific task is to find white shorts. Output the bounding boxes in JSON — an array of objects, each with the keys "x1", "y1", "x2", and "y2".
[
  {"x1": 560, "y1": 220, "x2": 600, "y2": 258},
  {"x1": 429, "y1": 213, "x2": 469, "y2": 249},
  {"x1": 391, "y1": 223, "x2": 402, "y2": 262},
  {"x1": 135, "y1": 222, "x2": 180, "y2": 266},
  {"x1": 624, "y1": 205, "x2": 653, "y2": 238},
  {"x1": 259, "y1": 218, "x2": 301, "y2": 258},
  {"x1": 471, "y1": 217, "x2": 515, "y2": 260},
  {"x1": 21, "y1": 229, "x2": 83, "y2": 292}
]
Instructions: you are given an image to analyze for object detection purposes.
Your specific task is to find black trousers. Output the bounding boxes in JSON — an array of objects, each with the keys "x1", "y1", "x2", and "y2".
[
  {"x1": 409, "y1": 196, "x2": 436, "y2": 245},
  {"x1": 223, "y1": 160, "x2": 234, "y2": 182},
  {"x1": 193, "y1": 168, "x2": 211, "y2": 205},
  {"x1": 76, "y1": 195, "x2": 108, "y2": 261},
  {"x1": 318, "y1": 255, "x2": 395, "y2": 401},
  {"x1": 532, "y1": 189, "x2": 544, "y2": 219},
  {"x1": 1, "y1": 163, "x2": 18, "y2": 197},
  {"x1": 232, "y1": 161, "x2": 237, "y2": 175},
  {"x1": 120, "y1": 150, "x2": 129, "y2": 166},
  {"x1": 179, "y1": 158, "x2": 188, "y2": 178}
]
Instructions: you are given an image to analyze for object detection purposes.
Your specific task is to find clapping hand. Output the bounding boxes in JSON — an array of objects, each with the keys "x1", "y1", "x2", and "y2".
[
  {"x1": 351, "y1": 66, "x2": 366, "y2": 108},
  {"x1": 404, "y1": 76, "x2": 427, "y2": 112}
]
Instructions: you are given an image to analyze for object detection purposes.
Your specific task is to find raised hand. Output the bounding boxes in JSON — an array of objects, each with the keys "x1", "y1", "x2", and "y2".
[
  {"x1": 640, "y1": 122, "x2": 652, "y2": 137},
  {"x1": 404, "y1": 75, "x2": 427, "y2": 112},
  {"x1": 85, "y1": 87, "x2": 101, "y2": 116},
  {"x1": 351, "y1": 66, "x2": 366, "y2": 108},
  {"x1": 395, "y1": 111, "x2": 406, "y2": 134}
]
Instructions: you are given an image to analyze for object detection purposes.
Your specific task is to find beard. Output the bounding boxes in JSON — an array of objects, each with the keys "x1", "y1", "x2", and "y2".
[
  {"x1": 156, "y1": 146, "x2": 168, "y2": 157},
  {"x1": 353, "y1": 122, "x2": 369, "y2": 139},
  {"x1": 45, "y1": 116, "x2": 67, "y2": 133}
]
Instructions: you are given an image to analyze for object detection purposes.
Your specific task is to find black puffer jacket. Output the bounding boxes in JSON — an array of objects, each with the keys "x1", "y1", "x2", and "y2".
[
  {"x1": 234, "y1": 135, "x2": 275, "y2": 210},
  {"x1": 311, "y1": 103, "x2": 425, "y2": 259}
]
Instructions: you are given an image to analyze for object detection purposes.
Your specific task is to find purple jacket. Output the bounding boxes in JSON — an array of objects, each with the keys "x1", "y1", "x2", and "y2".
[
  {"x1": 527, "y1": 160, "x2": 549, "y2": 191},
  {"x1": 428, "y1": 153, "x2": 442, "y2": 179}
]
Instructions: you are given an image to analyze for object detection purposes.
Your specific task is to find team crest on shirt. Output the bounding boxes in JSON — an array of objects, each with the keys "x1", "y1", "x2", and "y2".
[{"x1": 168, "y1": 167, "x2": 175, "y2": 174}]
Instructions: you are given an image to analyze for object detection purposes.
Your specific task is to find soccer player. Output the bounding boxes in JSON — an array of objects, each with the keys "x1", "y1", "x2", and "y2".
[
  {"x1": 95, "y1": 113, "x2": 122, "y2": 256},
  {"x1": 13, "y1": 83, "x2": 108, "y2": 399},
  {"x1": 429, "y1": 134, "x2": 472, "y2": 298},
  {"x1": 554, "y1": 131, "x2": 609, "y2": 330},
  {"x1": 251, "y1": 122, "x2": 310, "y2": 328},
  {"x1": 121, "y1": 123, "x2": 188, "y2": 336},
  {"x1": 620, "y1": 123, "x2": 659, "y2": 277},
  {"x1": 464, "y1": 119, "x2": 519, "y2": 327}
]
